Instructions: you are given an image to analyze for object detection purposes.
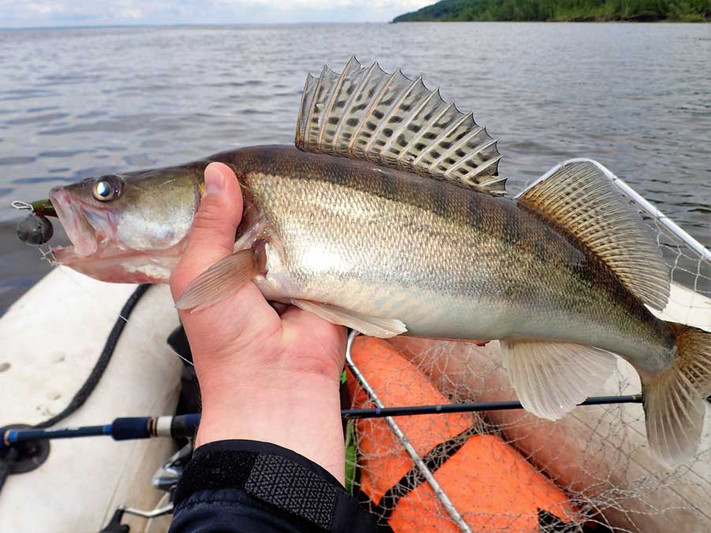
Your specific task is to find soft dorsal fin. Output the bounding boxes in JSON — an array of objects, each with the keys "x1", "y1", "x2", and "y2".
[
  {"x1": 295, "y1": 57, "x2": 506, "y2": 195},
  {"x1": 518, "y1": 160, "x2": 670, "y2": 310}
]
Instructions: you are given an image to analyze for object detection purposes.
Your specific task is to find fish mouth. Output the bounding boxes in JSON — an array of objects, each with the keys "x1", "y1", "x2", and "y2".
[{"x1": 48, "y1": 188, "x2": 110, "y2": 263}]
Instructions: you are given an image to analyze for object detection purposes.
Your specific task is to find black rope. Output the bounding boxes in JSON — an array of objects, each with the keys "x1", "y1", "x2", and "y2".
[{"x1": 34, "y1": 284, "x2": 151, "y2": 429}]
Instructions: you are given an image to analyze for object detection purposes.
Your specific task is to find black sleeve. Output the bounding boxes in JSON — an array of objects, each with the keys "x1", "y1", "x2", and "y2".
[{"x1": 169, "y1": 440, "x2": 386, "y2": 533}]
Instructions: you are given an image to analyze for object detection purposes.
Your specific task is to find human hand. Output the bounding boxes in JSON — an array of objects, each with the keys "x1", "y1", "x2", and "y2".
[{"x1": 170, "y1": 162, "x2": 348, "y2": 483}]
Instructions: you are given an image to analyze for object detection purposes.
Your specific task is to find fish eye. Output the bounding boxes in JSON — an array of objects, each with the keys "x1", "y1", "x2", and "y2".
[{"x1": 92, "y1": 176, "x2": 122, "y2": 202}]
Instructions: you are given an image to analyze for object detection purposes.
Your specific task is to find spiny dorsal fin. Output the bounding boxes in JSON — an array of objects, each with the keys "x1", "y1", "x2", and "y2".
[
  {"x1": 295, "y1": 57, "x2": 506, "y2": 196},
  {"x1": 518, "y1": 160, "x2": 670, "y2": 310}
]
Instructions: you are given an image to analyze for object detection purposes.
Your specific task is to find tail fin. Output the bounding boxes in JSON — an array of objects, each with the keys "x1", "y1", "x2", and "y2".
[{"x1": 642, "y1": 323, "x2": 711, "y2": 467}]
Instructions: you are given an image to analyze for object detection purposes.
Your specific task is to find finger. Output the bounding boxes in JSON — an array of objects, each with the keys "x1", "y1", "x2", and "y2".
[
  {"x1": 170, "y1": 162, "x2": 243, "y2": 300},
  {"x1": 170, "y1": 163, "x2": 281, "y2": 354}
]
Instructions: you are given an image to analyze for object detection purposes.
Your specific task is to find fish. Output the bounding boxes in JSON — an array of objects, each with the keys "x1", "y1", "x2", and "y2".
[{"x1": 30, "y1": 57, "x2": 710, "y2": 467}]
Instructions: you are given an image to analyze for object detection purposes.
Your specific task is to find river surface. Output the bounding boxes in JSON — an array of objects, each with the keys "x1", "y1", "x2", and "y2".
[{"x1": 1, "y1": 23, "x2": 709, "y2": 314}]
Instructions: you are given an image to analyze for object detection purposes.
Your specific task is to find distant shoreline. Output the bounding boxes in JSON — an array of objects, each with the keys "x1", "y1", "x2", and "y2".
[
  {"x1": 393, "y1": 0, "x2": 711, "y2": 24},
  {"x1": 392, "y1": 19, "x2": 711, "y2": 22}
]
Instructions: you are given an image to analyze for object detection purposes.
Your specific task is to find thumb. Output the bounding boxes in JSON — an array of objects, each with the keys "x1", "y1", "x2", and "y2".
[{"x1": 170, "y1": 162, "x2": 243, "y2": 301}]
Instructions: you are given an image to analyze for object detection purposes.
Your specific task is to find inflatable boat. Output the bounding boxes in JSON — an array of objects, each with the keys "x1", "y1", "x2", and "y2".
[
  {"x1": 0, "y1": 268, "x2": 182, "y2": 533},
  {"x1": 2, "y1": 274, "x2": 709, "y2": 532}
]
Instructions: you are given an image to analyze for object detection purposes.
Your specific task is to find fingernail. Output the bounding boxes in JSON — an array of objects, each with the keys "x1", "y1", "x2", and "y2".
[{"x1": 205, "y1": 164, "x2": 225, "y2": 195}]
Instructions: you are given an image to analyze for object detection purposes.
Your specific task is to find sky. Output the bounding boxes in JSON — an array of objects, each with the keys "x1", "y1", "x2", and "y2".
[{"x1": 0, "y1": 0, "x2": 433, "y2": 28}]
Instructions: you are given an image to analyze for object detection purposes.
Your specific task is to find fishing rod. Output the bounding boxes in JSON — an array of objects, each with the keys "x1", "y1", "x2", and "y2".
[
  {"x1": 0, "y1": 414, "x2": 200, "y2": 451},
  {"x1": 1, "y1": 394, "x2": 643, "y2": 451},
  {"x1": 341, "y1": 393, "x2": 643, "y2": 419}
]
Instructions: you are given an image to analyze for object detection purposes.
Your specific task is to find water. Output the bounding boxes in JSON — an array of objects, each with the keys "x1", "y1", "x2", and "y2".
[{"x1": 1, "y1": 23, "x2": 710, "y2": 314}]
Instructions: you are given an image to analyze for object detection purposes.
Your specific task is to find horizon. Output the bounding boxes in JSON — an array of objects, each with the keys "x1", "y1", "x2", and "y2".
[
  {"x1": 0, "y1": 21, "x2": 393, "y2": 31},
  {"x1": 0, "y1": 1, "x2": 433, "y2": 29}
]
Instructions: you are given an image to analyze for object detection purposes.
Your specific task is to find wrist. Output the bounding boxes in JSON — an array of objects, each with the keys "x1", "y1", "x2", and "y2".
[{"x1": 196, "y1": 365, "x2": 346, "y2": 483}]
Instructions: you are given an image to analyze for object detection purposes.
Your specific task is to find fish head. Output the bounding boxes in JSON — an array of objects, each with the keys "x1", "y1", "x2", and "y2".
[{"x1": 48, "y1": 165, "x2": 202, "y2": 283}]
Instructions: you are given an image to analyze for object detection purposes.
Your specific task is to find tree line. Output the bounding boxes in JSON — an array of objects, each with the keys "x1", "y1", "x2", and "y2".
[{"x1": 393, "y1": 0, "x2": 711, "y2": 22}]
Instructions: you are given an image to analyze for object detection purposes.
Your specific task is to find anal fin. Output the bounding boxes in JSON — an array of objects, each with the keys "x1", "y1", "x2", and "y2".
[
  {"x1": 291, "y1": 299, "x2": 407, "y2": 338},
  {"x1": 500, "y1": 339, "x2": 617, "y2": 420}
]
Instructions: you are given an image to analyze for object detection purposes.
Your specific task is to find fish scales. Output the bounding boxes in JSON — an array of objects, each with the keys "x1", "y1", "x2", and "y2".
[{"x1": 217, "y1": 146, "x2": 674, "y2": 372}]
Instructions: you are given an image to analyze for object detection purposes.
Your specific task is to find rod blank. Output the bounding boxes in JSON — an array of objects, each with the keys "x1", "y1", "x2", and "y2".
[{"x1": 0, "y1": 395, "x2": 643, "y2": 451}]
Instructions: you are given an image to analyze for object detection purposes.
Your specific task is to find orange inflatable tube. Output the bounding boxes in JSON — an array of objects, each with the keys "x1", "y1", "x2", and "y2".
[{"x1": 347, "y1": 337, "x2": 580, "y2": 533}]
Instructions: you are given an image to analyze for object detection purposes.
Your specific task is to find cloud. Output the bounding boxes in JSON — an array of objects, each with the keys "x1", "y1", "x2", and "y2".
[
  {"x1": 0, "y1": 0, "x2": 433, "y2": 27},
  {"x1": 118, "y1": 7, "x2": 142, "y2": 19},
  {"x1": 25, "y1": 3, "x2": 64, "y2": 15}
]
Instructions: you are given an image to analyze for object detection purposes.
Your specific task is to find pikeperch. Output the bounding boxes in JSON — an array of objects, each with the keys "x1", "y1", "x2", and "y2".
[{"x1": 30, "y1": 58, "x2": 711, "y2": 466}]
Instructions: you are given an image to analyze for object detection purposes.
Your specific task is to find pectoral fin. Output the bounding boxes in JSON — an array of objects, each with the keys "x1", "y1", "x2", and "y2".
[
  {"x1": 500, "y1": 339, "x2": 617, "y2": 420},
  {"x1": 291, "y1": 299, "x2": 407, "y2": 338},
  {"x1": 176, "y1": 248, "x2": 263, "y2": 312}
]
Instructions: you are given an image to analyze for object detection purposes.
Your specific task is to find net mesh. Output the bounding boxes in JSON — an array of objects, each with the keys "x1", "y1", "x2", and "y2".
[{"x1": 345, "y1": 166, "x2": 711, "y2": 533}]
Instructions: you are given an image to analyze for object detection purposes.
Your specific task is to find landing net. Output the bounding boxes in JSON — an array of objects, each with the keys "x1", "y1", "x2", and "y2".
[{"x1": 345, "y1": 160, "x2": 711, "y2": 533}]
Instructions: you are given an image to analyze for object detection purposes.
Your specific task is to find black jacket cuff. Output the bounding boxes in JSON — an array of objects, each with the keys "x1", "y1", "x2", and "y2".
[{"x1": 173, "y1": 439, "x2": 385, "y2": 533}]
